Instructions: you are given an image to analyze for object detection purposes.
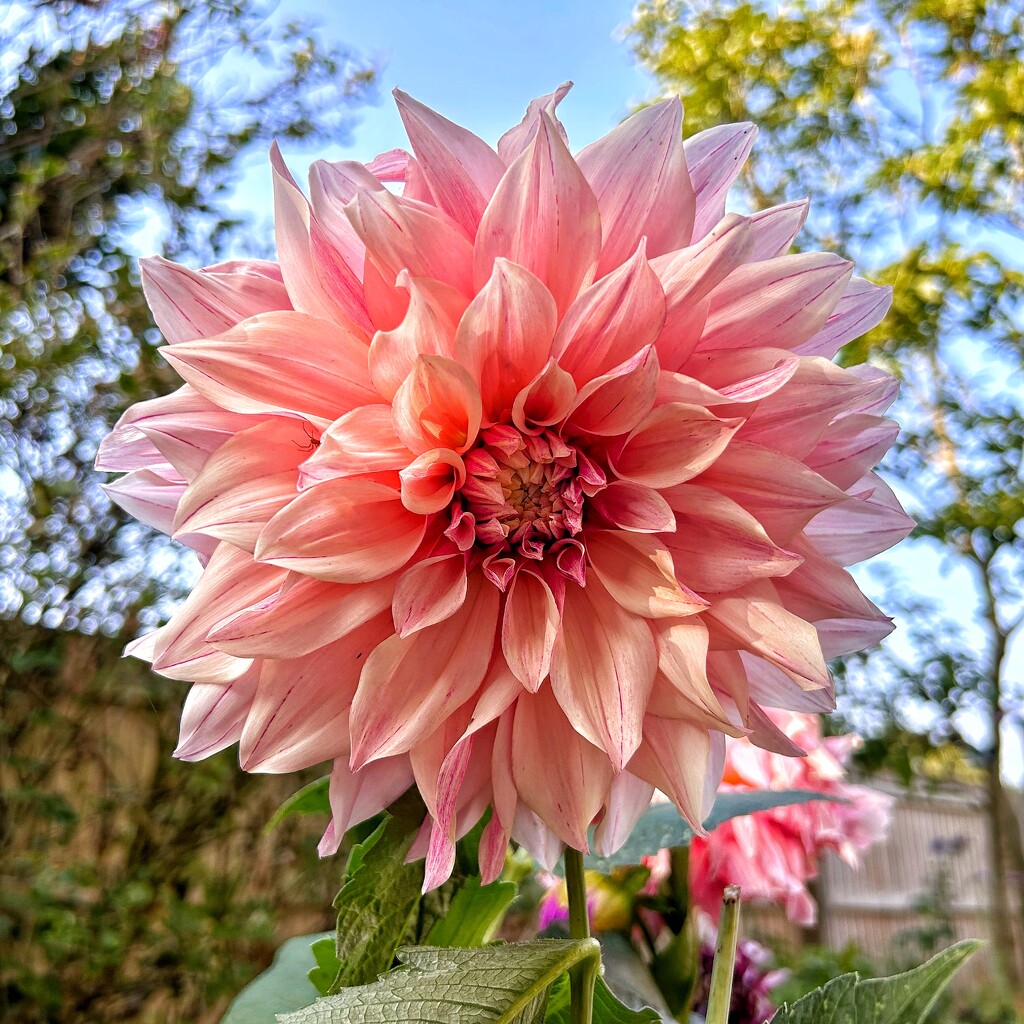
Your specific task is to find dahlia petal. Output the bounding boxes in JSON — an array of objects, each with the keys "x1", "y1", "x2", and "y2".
[
  {"x1": 805, "y1": 473, "x2": 914, "y2": 565},
  {"x1": 475, "y1": 112, "x2": 601, "y2": 317},
  {"x1": 94, "y1": 421, "x2": 164, "y2": 473},
  {"x1": 587, "y1": 480, "x2": 674, "y2": 534},
  {"x1": 511, "y1": 805, "x2": 565, "y2": 872},
  {"x1": 511, "y1": 686, "x2": 612, "y2": 850},
  {"x1": 173, "y1": 419, "x2": 304, "y2": 551},
  {"x1": 392, "y1": 553, "x2": 468, "y2": 636},
  {"x1": 684, "y1": 122, "x2": 757, "y2": 240},
  {"x1": 502, "y1": 568, "x2": 559, "y2": 692},
  {"x1": 652, "y1": 619, "x2": 733, "y2": 727},
  {"x1": 174, "y1": 666, "x2": 260, "y2": 761},
  {"x1": 698, "y1": 253, "x2": 853, "y2": 353},
  {"x1": 255, "y1": 478, "x2": 426, "y2": 583},
  {"x1": 587, "y1": 530, "x2": 708, "y2": 619},
  {"x1": 805, "y1": 415, "x2": 900, "y2": 489},
  {"x1": 747, "y1": 199, "x2": 809, "y2": 261},
  {"x1": 511, "y1": 357, "x2": 577, "y2": 434},
  {"x1": 662, "y1": 483, "x2": 804, "y2": 593},
  {"x1": 399, "y1": 448, "x2": 466, "y2": 514},
  {"x1": 319, "y1": 755, "x2": 414, "y2": 856},
  {"x1": 161, "y1": 311, "x2": 379, "y2": 425},
  {"x1": 102, "y1": 466, "x2": 184, "y2": 538},
  {"x1": 610, "y1": 403, "x2": 741, "y2": 489},
  {"x1": 550, "y1": 575, "x2": 658, "y2": 770},
  {"x1": 552, "y1": 242, "x2": 666, "y2": 384},
  {"x1": 299, "y1": 405, "x2": 411, "y2": 487},
  {"x1": 796, "y1": 277, "x2": 893, "y2": 358},
  {"x1": 345, "y1": 187, "x2": 475, "y2": 297},
  {"x1": 239, "y1": 613, "x2": 394, "y2": 772},
  {"x1": 349, "y1": 574, "x2": 499, "y2": 765},
  {"x1": 140, "y1": 255, "x2": 290, "y2": 344},
  {"x1": 307, "y1": 158, "x2": 379, "y2": 272},
  {"x1": 593, "y1": 771, "x2": 656, "y2": 857},
  {"x1": 394, "y1": 89, "x2": 506, "y2": 235},
  {"x1": 497, "y1": 81, "x2": 572, "y2": 164},
  {"x1": 149, "y1": 545, "x2": 285, "y2": 682},
  {"x1": 576, "y1": 97, "x2": 695, "y2": 275},
  {"x1": 368, "y1": 272, "x2": 462, "y2": 401},
  {"x1": 208, "y1": 574, "x2": 394, "y2": 659},
  {"x1": 567, "y1": 344, "x2": 659, "y2": 436},
  {"x1": 392, "y1": 355, "x2": 482, "y2": 455},
  {"x1": 775, "y1": 539, "x2": 885, "y2": 624},
  {"x1": 741, "y1": 654, "x2": 836, "y2": 713},
  {"x1": 744, "y1": 702, "x2": 808, "y2": 757},
  {"x1": 454, "y1": 259, "x2": 557, "y2": 426},
  {"x1": 816, "y1": 618, "x2": 895, "y2": 659}
]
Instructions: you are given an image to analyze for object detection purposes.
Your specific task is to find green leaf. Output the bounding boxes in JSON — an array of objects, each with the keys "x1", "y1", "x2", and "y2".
[
  {"x1": 770, "y1": 940, "x2": 982, "y2": 1024},
  {"x1": 266, "y1": 775, "x2": 330, "y2": 831},
  {"x1": 220, "y1": 932, "x2": 331, "y2": 1024},
  {"x1": 308, "y1": 937, "x2": 342, "y2": 998},
  {"x1": 583, "y1": 790, "x2": 833, "y2": 872},
  {"x1": 425, "y1": 876, "x2": 518, "y2": 948},
  {"x1": 279, "y1": 938, "x2": 601, "y2": 1024},
  {"x1": 544, "y1": 973, "x2": 662, "y2": 1024},
  {"x1": 328, "y1": 793, "x2": 425, "y2": 992}
]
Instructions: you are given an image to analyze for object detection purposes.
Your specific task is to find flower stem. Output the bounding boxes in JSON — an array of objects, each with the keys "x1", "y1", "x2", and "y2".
[
  {"x1": 564, "y1": 846, "x2": 595, "y2": 1024},
  {"x1": 705, "y1": 885, "x2": 742, "y2": 1024}
]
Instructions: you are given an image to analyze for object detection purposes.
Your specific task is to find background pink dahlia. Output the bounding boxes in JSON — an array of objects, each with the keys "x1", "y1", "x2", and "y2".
[{"x1": 97, "y1": 84, "x2": 912, "y2": 889}]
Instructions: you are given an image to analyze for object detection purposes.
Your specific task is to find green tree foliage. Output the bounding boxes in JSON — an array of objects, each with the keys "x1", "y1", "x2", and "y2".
[
  {"x1": 0, "y1": 0, "x2": 376, "y2": 635},
  {"x1": 630, "y1": 0, "x2": 1024, "y2": 993}
]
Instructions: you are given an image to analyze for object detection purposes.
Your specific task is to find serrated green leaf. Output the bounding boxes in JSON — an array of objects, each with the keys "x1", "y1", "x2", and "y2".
[
  {"x1": 266, "y1": 776, "x2": 330, "y2": 831},
  {"x1": 543, "y1": 974, "x2": 662, "y2": 1024},
  {"x1": 582, "y1": 791, "x2": 832, "y2": 872},
  {"x1": 328, "y1": 793, "x2": 425, "y2": 992},
  {"x1": 308, "y1": 937, "x2": 342, "y2": 997},
  {"x1": 425, "y1": 877, "x2": 517, "y2": 948},
  {"x1": 279, "y1": 938, "x2": 601, "y2": 1024},
  {"x1": 770, "y1": 940, "x2": 982, "y2": 1024},
  {"x1": 220, "y1": 932, "x2": 331, "y2": 1024}
]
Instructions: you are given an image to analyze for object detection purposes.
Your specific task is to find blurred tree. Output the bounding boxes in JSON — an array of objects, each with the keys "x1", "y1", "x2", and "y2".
[
  {"x1": 630, "y1": 0, "x2": 1024, "y2": 994},
  {"x1": 0, "y1": 0, "x2": 376, "y2": 636}
]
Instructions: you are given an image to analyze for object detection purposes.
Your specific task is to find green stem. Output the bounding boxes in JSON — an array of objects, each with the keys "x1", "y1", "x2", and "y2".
[
  {"x1": 705, "y1": 885, "x2": 742, "y2": 1024},
  {"x1": 564, "y1": 846, "x2": 596, "y2": 1024}
]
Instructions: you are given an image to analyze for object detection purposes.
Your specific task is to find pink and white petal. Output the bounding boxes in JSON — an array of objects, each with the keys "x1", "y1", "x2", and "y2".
[
  {"x1": 549, "y1": 574, "x2": 658, "y2": 770},
  {"x1": 394, "y1": 89, "x2": 506, "y2": 235},
  {"x1": 174, "y1": 665, "x2": 261, "y2": 761},
  {"x1": 161, "y1": 311, "x2": 379, "y2": 425},
  {"x1": 392, "y1": 355, "x2": 482, "y2": 455},
  {"x1": 208, "y1": 574, "x2": 395, "y2": 659},
  {"x1": 454, "y1": 259, "x2": 557, "y2": 425},
  {"x1": 501, "y1": 568, "x2": 560, "y2": 692},
  {"x1": 511, "y1": 358, "x2": 577, "y2": 434},
  {"x1": 94, "y1": 421, "x2": 165, "y2": 474},
  {"x1": 392, "y1": 552, "x2": 469, "y2": 636},
  {"x1": 239, "y1": 613, "x2": 394, "y2": 772},
  {"x1": 475, "y1": 112, "x2": 601, "y2": 318},
  {"x1": 593, "y1": 771, "x2": 656, "y2": 857},
  {"x1": 610, "y1": 403, "x2": 741, "y2": 489},
  {"x1": 319, "y1": 755, "x2": 415, "y2": 856},
  {"x1": 816, "y1": 617, "x2": 894, "y2": 659},
  {"x1": 684, "y1": 122, "x2": 757, "y2": 241},
  {"x1": 740, "y1": 654, "x2": 836, "y2": 714},
  {"x1": 103, "y1": 465, "x2": 185, "y2": 538},
  {"x1": 349, "y1": 573, "x2": 499, "y2": 766},
  {"x1": 576, "y1": 98, "x2": 695, "y2": 275},
  {"x1": 307, "y1": 158, "x2": 379, "y2": 275},
  {"x1": 774, "y1": 539, "x2": 885, "y2": 625},
  {"x1": 300, "y1": 406, "x2": 411, "y2": 487},
  {"x1": 796, "y1": 277, "x2": 892, "y2": 358},
  {"x1": 747, "y1": 199, "x2": 809, "y2": 261},
  {"x1": 588, "y1": 480, "x2": 676, "y2": 533},
  {"x1": 511, "y1": 805, "x2": 565, "y2": 872},
  {"x1": 805, "y1": 414, "x2": 900, "y2": 490},
  {"x1": 399, "y1": 448, "x2": 466, "y2": 514},
  {"x1": 697, "y1": 253, "x2": 853, "y2": 353},
  {"x1": 140, "y1": 256, "x2": 291, "y2": 345},
  {"x1": 255, "y1": 478, "x2": 426, "y2": 583},
  {"x1": 653, "y1": 618, "x2": 733, "y2": 726},
  {"x1": 587, "y1": 530, "x2": 708, "y2": 619},
  {"x1": 552, "y1": 243, "x2": 666, "y2": 384},
  {"x1": 744, "y1": 702, "x2": 808, "y2": 757},
  {"x1": 566, "y1": 344, "x2": 659, "y2": 437},
  {"x1": 172, "y1": 418, "x2": 304, "y2": 551},
  {"x1": 497, "y1": 82, "x2": 573, "y2": 164},
  {"x1": 511, "y1": 686, "x2": 612, "y2": 850}
]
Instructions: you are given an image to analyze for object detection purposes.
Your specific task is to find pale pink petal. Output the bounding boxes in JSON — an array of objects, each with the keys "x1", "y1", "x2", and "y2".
[
  {"x1": 684, "y1": 122, "x2": 757, "y2": 240},
  {"x1": 511, "y1": 686, "x2": 612, "y2": 850},
  {"x1": 161, "y1": 311, "x2": 379, "y2": 426},
  {"x1": 103, "y1": 465, "x2": 184, "y2": 538},
  {"x1": 741, "y1": 654, "x2": 836, "y2": 713},
  {"x1": 511, "y1": 804, "x2": 565, "y2": 872},
  {"x1": 454, "y1": 259, "x2": 557, "y2": 425},
  {"x1": 174, "y1": 666, "x2": 261, "y2": 761},
  {"x1": 475, "y1": 112, "x2": 601, "y2": 317},
  {"x1": 747, "y1": 199, "x2": 809, "y2": 261},
  {"x1": 652, "y1": 619, "x2": 734, "y2": 728},
  {"x1": 552, "y1": 242, "x2": 666, "y2": 384},
  {"x1": 299, "y1": 405, "x2": 411, "y2": 487},
  {"x1": 349, "y1": 573, "x2": 499, "y2": 765},
  {"x1": 94, "y1": 422, "x2": 165, "y2": 474},
  {"x1": 588, "y1": 480, "x2": 675, "y2": 533},
  {"x1": 392, "y1": 355, "x2": 482, "y2": 456},
  {"x1": 549, "y1": 575, "x2": 658, "y2": 770},
  {"x1": 511, "y1": 358, "x2": 577, "y2": 434},
  {"x1": 501, "y1": 568, "x2": 560, "y2": 692},
  {"x1": 255, "y1": 478, "x2": 426, "y2": 583},
  {"x1": 497, "y1": 82, "x2": 572, "y2": 164},
  {"x1": 576, "y1": 98, "x2": 695, "y2": 275},
  {"x1": 399, "y1": 448, "x2": 466, "y2": 514},
  {"x1": 805, "y1": 415, "x2": 900, "y2": 490},
  {"x1": 593, "y1": 771, "x2": 656, "y2": 857},
  {"x1": 394, "y1": 89, "x2": 506, "y2": 235},
  {"x1": 392, "y1": 552, "x2": 468, "y2": 636},
  {"x1": 319, "y1": 755, "x2": 414, "y2": 856},
  {"x1": 796, "y1": 277, "x2": 892, "y2": 358},
  {"x1": 567, "y1": 345, "x2": 659, "y2": 436},
  {"x1": 630, "y1": 716, "x2": 714, "y2": 831}
]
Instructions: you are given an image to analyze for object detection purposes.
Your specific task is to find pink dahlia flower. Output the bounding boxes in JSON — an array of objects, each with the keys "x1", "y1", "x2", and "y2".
[
  {"x1": 96, "y1": 85, "x2": 911, "y2": 889},
  {"x1": 687, "y1": 711, "x2": 894, "y2": 925}
]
